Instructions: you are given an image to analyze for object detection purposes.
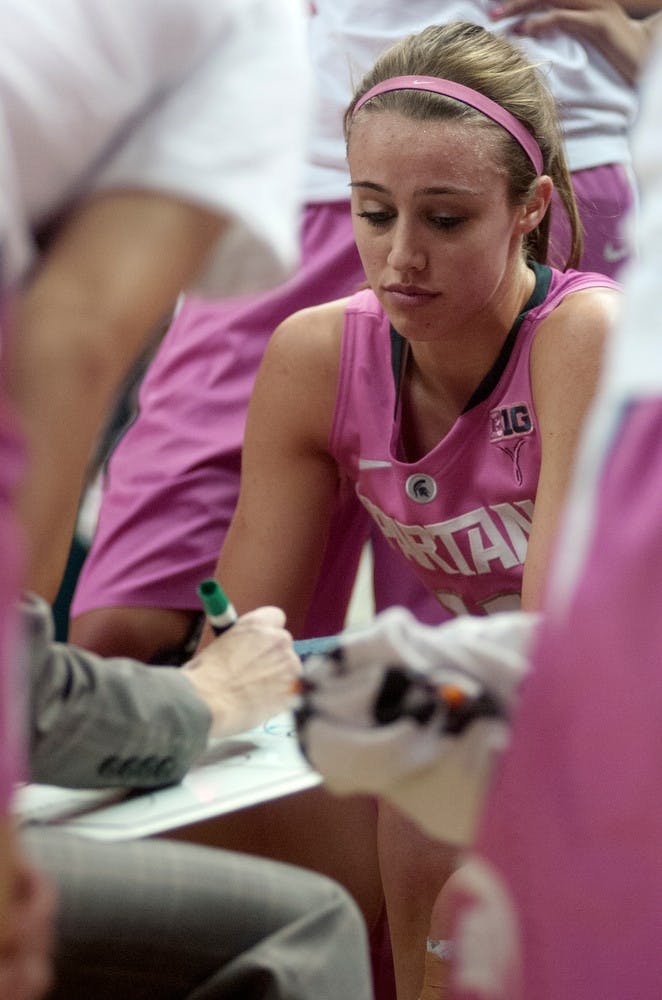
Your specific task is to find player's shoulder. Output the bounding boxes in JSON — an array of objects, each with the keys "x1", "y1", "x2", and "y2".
[
  {"x1": 271, "y1": 296, "x2": 351, "y2": 357},
  {"x1": 256, "y1": 297, "x2": 351, "y2": 399},
  {"x1": 531, "y1": 277, "x2": 621, "y2": 411},
  {"x1": 536, "y1": 275, "x2": 621, "y2": 357}
]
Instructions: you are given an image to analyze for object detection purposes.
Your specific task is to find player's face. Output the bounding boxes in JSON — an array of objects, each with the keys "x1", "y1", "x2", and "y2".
[{"x1": 347, "y1": 111, "x2": 530, "y2": 342}]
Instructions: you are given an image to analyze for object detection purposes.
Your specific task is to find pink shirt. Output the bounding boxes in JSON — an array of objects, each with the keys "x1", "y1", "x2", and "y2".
[
  {"x1": 0, "y1": 349, "x2": 26, "y2": 813},
  {"x1": 449, "y1": 399, "x2": 662, "y2": 999}
]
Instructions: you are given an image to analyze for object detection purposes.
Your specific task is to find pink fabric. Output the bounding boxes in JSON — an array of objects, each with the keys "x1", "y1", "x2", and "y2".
[
  {"x1": 0, "y1": 580, "x2": 22, "y2": 811},
  {"x1": 452, "y1": 398, "x2": 662, "y2": 998},
  {"x1": 548, "y1": 163, "x2": 634, "y2": 278},
  {"x1": 0, "y1": 328, "x2": 27, "y2": 812}
]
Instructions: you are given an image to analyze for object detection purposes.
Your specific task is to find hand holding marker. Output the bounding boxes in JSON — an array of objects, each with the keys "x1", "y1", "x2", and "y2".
[
  {"x1": 197, "y1": 578, "x2": 238, "y2": 635},
  {"x1": 188, "y1": 579, "x2": 302, "y2": 734},
  {"x1": 197, "y1": 578, "x2": 302, "y2": 697}
]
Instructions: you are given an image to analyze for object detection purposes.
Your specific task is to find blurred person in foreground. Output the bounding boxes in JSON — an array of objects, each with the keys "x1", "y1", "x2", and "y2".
[{"x1": 0, "y1": 2, "x2": 314, "y2": 995}]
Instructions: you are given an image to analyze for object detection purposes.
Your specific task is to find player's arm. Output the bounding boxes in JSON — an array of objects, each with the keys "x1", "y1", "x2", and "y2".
[
  {"x1": 522, "y1": 286, "x2": 621, "y2": 609},
  {"x1": 9, "y1": 189, "x2": 224, "y2": 601},
  {"x1": 490, "y1": 0, "x2": 662, "y2": 85},
  {"x1": 203, "y1": 301, "x2": 347, "y2": 642}
]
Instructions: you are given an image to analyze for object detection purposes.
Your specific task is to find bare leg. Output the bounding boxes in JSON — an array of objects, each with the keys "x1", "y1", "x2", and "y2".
[
  {"x1": 420, "y1": 880, "x2": 454, "y2": 1000},
  {"x1": 377, "y1": 803, "x2": 457, "y2": 1000}
]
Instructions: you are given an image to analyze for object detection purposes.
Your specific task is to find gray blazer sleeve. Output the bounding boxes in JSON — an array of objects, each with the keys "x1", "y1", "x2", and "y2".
[{"x1": 24, "y1": 594, "x2": 212, "y2": 789}]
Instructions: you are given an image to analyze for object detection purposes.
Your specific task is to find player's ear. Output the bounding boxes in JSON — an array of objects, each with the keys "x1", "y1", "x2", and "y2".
[{"x1": 517, "y1": 175, "x2": 554, "y2": 236}]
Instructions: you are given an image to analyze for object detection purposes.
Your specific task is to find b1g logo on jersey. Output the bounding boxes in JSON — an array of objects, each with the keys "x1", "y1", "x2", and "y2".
[{"x1": 489, "y1": 403, "x2": 533, "y2": 441}]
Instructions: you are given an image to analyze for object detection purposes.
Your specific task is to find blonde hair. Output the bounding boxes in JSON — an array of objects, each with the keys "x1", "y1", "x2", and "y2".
[{"x1": 344, "y1": 22, "x2": 582, "y2": 270}]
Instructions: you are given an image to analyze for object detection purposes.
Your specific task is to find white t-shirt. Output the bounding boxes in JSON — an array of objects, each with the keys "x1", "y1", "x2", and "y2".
[
  {"x1": 0, "y1": 0, "x2": 310, "y2": 293},
  {"x1": 304, "y1": 0, "x2": 639, "y2": 203},
  {"x1": 602, "y1": 34, "x2": 662, "y2": 401}
]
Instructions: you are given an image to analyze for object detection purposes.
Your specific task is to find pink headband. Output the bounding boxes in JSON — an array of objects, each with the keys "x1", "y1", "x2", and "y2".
[{"x1": 352, "y1": 75, "x2": 543, "y2": 176}]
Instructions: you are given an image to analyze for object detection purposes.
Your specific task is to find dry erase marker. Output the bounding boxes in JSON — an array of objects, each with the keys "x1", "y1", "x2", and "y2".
[{"x1": 197, "y1": 578, "x2": 238, "y2": 636}]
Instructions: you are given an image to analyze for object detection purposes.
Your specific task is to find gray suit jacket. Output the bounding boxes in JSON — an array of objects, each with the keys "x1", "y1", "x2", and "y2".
[{"x1": 24, "y1": 594, "x2": 212, "y2": 789}]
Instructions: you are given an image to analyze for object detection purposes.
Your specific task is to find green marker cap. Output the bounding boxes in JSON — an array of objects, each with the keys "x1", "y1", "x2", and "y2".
[{"x1": 197, "y1": 578, "x2": 230, "y2": 617}]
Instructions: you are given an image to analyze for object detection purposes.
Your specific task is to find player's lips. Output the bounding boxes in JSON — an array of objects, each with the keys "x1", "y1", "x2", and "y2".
[{"x1": 383, "y1": 283, "x2": 438, "y2": 306}]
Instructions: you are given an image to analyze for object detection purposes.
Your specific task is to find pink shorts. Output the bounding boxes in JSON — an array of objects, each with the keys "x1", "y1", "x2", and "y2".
[
  {"x1": 72, "y1": 164, "x2": 636, "y2": 636},
  {"x1": 454, "y1": 397, "x2": 662, "y2": 998},
  {"x1": 548, "y1": 162, "x2": 634, "y2": 278},
  {"x1": 71, "y1": 202, "x2": 375, "y2": 637}
]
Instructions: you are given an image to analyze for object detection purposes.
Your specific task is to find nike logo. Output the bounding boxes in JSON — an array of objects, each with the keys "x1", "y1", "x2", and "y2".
[
  {"x1": 603, "y1": 241, "x2": 629, "y2": 264},
  {"x1": 358, "y1": 458, "x2": 392, "y2": 470}
]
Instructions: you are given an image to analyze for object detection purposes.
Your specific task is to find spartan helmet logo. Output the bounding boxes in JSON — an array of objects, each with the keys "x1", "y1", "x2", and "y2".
[{"x1": 405, "y1": 473, "x2": 438, "y2": 504}]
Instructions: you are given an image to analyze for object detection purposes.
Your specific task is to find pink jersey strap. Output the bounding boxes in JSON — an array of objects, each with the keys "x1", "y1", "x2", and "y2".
[{"x1": 352, "y1": 76, "x2": 543, "y2": 176}]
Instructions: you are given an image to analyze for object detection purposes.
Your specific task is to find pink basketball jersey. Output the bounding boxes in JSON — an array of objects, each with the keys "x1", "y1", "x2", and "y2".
[{"x1": 329, "y1": 264, "x2": 618, "y2": 617}]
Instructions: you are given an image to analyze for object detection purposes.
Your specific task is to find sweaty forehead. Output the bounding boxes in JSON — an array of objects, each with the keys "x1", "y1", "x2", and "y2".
[{"x1": 347, "y1": 110, "x2": 507, "y2": 187}]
